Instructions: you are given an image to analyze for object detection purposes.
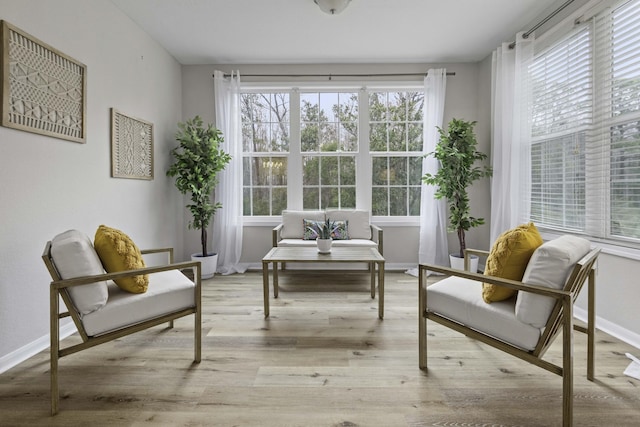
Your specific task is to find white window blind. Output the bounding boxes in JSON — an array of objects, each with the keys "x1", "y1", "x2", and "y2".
[
  {"x1": 591, "y1": 0, "x2": 640, "y2": 242},
  {"x1": 529, "y1": 26, "x2": 592, "y2": 232},
  {"x1": 527, "y1": 0, "x2": 640, "y2": 246}
]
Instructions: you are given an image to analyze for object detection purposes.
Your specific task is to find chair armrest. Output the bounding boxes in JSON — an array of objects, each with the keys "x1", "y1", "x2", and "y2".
[
  {"x1": 272, "y1": 223, "x2": 284, "y2": 247},
  {"x1": 370, "y1": 224, "x2": 383, "y2": 255},
  {"x1": 50, "y1": 261, "x2": 201, "y2": 290},
  {"x1": 141, "y1": 247, "x2": 174, "y2": 264},
  {"x1": 417, "y1": 263, "x2": 571, "y2": 300},
  {"x1": 464, "y1": 248, "x2": 490, "y2": 271}
]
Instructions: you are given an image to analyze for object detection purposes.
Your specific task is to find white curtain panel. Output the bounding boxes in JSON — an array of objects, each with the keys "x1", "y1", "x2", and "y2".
[
  {"x1": 406, "y1": 68, "x2": 449, "y2": 277},
  {"x1": 490, "y1": 32, "x2": 534, "y2": 243},
  {"x1": 213, "y1": 70, "x2": 247, "y2": 274}
]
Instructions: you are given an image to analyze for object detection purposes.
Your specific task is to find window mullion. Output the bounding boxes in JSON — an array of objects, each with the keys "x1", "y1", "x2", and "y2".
[
  {"x1": 357, "y1": 87, "x2": 371, "y2": 210},
  {"x1": 288, "y1": 89, "x2": 302, "y2": 210}
]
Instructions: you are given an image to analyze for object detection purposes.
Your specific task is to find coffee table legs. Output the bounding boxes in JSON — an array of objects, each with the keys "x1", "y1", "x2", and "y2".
[
  {"x1": 262, "y1": 260, "x2": 270, "y2": 318},
  {"x1": 262, "y1": 259, "x2": 384, "y2": 319},
  {"x1": 370, "y1": 262, "x2": 375, "y2": 299},
  {"x1": 273, "y1": 261, "x2": 279, "y2": 298},
  {"x1": 378, "y1": 261, "x2": 384, "y2": 319}
]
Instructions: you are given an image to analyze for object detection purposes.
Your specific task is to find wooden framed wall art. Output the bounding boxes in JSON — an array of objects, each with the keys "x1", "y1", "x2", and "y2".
[
  {"x1": 0, "y1": 20, "x2": 87, "y2": 143},
  {"x1": 111, "y1": 108, "x2": 154, "y2": 180}
]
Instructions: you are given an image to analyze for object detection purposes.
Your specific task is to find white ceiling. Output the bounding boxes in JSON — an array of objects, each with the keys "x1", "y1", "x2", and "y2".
[{"x1": 110, "y1": 0, "x2": 561, "y2": 65}]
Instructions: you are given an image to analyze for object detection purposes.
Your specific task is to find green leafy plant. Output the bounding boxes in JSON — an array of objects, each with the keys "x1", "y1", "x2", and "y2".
[
  {"x1": 422, "y1": 118, "x2": 493, "y2": 258},
  {"x1": 307, "y1": 218, "x2": 336, "y2": 240},
  {"x1": 167, "y1": 116, "x2": 232, "y2": 258}
]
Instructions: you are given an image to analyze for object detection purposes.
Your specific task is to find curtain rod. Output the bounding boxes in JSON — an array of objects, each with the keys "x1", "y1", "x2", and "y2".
[
  {"x1": 219, "y1": 72, "x2": 455, "y2": 79},
  {"x1": 509, "y1": 0, "x2": 575, "y2": 49}
]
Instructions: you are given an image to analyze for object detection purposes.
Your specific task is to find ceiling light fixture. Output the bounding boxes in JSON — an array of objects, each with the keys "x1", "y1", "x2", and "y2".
[{"x1": 314, "y1": 0, "x2": 351, "y2": 15}]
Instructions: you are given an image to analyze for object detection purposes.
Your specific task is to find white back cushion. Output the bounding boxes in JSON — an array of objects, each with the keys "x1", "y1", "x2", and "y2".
[
  {"x1": 280, "y1": 210, "x2": 324, "y2": 239},
  {"x1": 515, "y1": 235, "x2": 592, "y2": 328},
  {"x1": 50, "y1": 230, "x2": 109, "y2": 315},
  {"x1": 325, "y1": 209, "x2": 371, "y2": 240}
]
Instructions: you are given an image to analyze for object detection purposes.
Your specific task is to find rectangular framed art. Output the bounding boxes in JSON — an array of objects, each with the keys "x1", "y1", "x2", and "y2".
[
  {"x1": 110, "y1": 108, "x2": 154, "y2": 180},
  {"x1": 0, "y1": 20, "x2": 87, "y2": 143}
]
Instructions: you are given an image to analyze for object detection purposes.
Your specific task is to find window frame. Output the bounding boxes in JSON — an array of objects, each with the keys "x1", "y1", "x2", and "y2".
[{"x1": 240, "y1": 82, "x2": 425, "y2": 225}]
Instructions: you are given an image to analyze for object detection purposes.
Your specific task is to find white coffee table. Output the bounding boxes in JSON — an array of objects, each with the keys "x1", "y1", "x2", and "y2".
[{"x1": 261, "y1": 246, "x2": 385, "y2": 319}]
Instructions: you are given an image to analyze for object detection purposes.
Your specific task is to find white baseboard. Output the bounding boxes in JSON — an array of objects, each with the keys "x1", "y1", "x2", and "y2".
[
  {"x1": 0, "y1": 322, "x2": 77, "y2": 375},
  {"x1": 574, "y1": 306, "x2": 640, "y2": 350}
]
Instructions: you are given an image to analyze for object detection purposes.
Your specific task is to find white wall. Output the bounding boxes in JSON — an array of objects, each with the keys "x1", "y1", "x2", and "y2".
[
  {"x1": 182, "y1": 62, "x2": 493, "y2": 268},
  {"x1": 0, "y1": 0, "x2": 184, "y2": 365}
]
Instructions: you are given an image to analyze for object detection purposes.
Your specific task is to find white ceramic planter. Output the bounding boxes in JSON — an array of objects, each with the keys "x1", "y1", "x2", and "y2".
[
  {"x1": 191, "y1": 253, "x2": 218, "y2": 279},
  {"x1": 316, "y1": 238, "x2": 333, "y2": 254},
  {"x1": 449, "y1": 254, "x2": 479, "y2": 273}
]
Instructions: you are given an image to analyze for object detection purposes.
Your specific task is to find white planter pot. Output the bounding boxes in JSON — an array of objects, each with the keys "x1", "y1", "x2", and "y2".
[
  {"x1": 316, "y1": 238, "x2": 333, "y2": 254},
  {"x1": 449, "y1": 254, "x2": 479, "y2": 273},
  {"x1": 191, "y1": 253, "x2": 218, "y2": 279}
]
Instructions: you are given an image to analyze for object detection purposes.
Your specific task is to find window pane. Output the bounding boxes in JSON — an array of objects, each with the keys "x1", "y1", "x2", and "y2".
[
  {"x1": 303, "y1": 156, "x2": 319, "y2": 185},
  {"x1": 321, "y1": 187, "x2": 339, "y2": 209},
  {"x1": 409, "y1": 187, "x2": 421, "y2": 216},
  {"x1": 272, "y1": 188, "x2": 287, "y2": 215},
  {"x1": 341, "y1": 187, "x2": 356, "y2": 209},
  {"x1": 304, "y1": 187, "x2": 319, "y2": 210},
  {"x1": 390, "y1": 187, "x2": 408, "y2": 216},
  {"x1": 321, "y1": 156, "x2": 339, "y2": 185},
  {"x1": 242, "y1": 92, "x2": 290, "y2": 216},
  {"x1": 407, "y1": 123, "x2": 423, "y2": 151},
  {"x1": 389, "y1": 157, "x2": 407, "y2": 185},
  {"x1": 252, "y1": 188, "x2": 270, "y2": 216},
  {"x1": 301, "y1": 122, "x2": 319, "y2": 152},
  {"x1": 409, "y1": 156, "x2": 423, "y2": 185},
  {"x1": 369, "y1": 123, "x2": 387, "y2": 151},
  {"x1": 372, "y1": 187, "x2": 388, "y2": 216},
  {"x1": 610, "y1": 120, "x2": 640, "y2": 239},
  {"x1": 369, "y1": 90, "x2": 424, "y2": 216},
  {"x1": 340, "y1": 156, "x2": 356, "y2": 185},
  {"x1": 372, "y1": 157, "x2": 387, "y2": 185},
  {"x1": 530, "y1": 134, "x2": 585, "y2": 230},
  {"x1": 389, "y1": 123, "x2": 406, "y2": 151}
]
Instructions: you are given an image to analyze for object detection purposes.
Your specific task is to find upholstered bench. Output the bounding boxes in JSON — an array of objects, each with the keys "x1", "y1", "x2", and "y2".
[{"x1": 272, "y1": 209, "x2": 383, "y2": 253}]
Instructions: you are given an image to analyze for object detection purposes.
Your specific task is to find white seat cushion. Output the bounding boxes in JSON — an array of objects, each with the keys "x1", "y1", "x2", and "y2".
[
  {"x1": 277, "y1": 238, "x2": 377, "y2": 248},
  {"x1": 280, "y1": 210, "x2": 325, "y2": 239},
  {"x1": 427, "y1": 276, "x2": 542, "y2": 351},
  {"x1": 81, "y1": 270, "x2": 195, "y2": 336},
  {"x1": 516, "y1": 235, "x2": 592, "y2": 328},
  {"x1": 50, "y1": 230, "x2": 109, "y2": 315},
  {"x1": 325, "y1": 209, "x2": 371, "y2": 240}
]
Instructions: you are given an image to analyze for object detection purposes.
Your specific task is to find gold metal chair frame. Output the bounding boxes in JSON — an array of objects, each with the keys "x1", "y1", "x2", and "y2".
[
  {"x1": 42, "y1": 243, "x2": 202, "y2": 415},
  {"x1": 418, "y1": 247, "x2": 600, "y2": 427}
]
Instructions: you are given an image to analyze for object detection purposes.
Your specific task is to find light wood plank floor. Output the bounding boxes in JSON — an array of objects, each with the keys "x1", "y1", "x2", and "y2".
[{"x1": 1, "y1": 271, "x2": 639, "y2": 426}]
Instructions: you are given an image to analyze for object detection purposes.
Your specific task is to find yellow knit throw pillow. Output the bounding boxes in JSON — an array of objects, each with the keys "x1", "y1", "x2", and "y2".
[
  {"x1": 482, "y1": 222, "x2": 543, "y2": 303},
  {"x1": 94, "y1": 225, "x2": 149, "y2": 294}
]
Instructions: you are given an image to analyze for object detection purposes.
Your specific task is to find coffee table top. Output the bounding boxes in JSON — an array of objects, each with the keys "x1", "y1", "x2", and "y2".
[{"x1": 263, "y1": 246, "x2": 384, "y2": 263}]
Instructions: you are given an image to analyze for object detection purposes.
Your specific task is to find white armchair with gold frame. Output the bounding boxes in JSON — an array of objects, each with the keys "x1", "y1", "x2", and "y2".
[
  {"x1": 418, "y1": 235, "x2": 600, "y2": 427},
  {"x1": 42, "y1": 229, "x2": 202, "y2": 415}
]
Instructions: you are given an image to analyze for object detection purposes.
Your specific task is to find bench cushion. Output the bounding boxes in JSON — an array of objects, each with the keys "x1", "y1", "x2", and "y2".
[
  {"x1": 428, "y1": 276, "x2": 541, "y2": 351},
  {"x1": 281, "y1": 210, "x2": 324, "y2": 239},
  {"x1": 516, "y1": 235, "x2": 592, "y2": 328},
  {"x1": 326, "y1": 209, "x2": 371, "y2": 239},
  {"x1": 81, "y1": 270, "x2": 195, "y2": 336},
  {"x1": 50, "y1": 230, "x2": 109, "y2": 316}
]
